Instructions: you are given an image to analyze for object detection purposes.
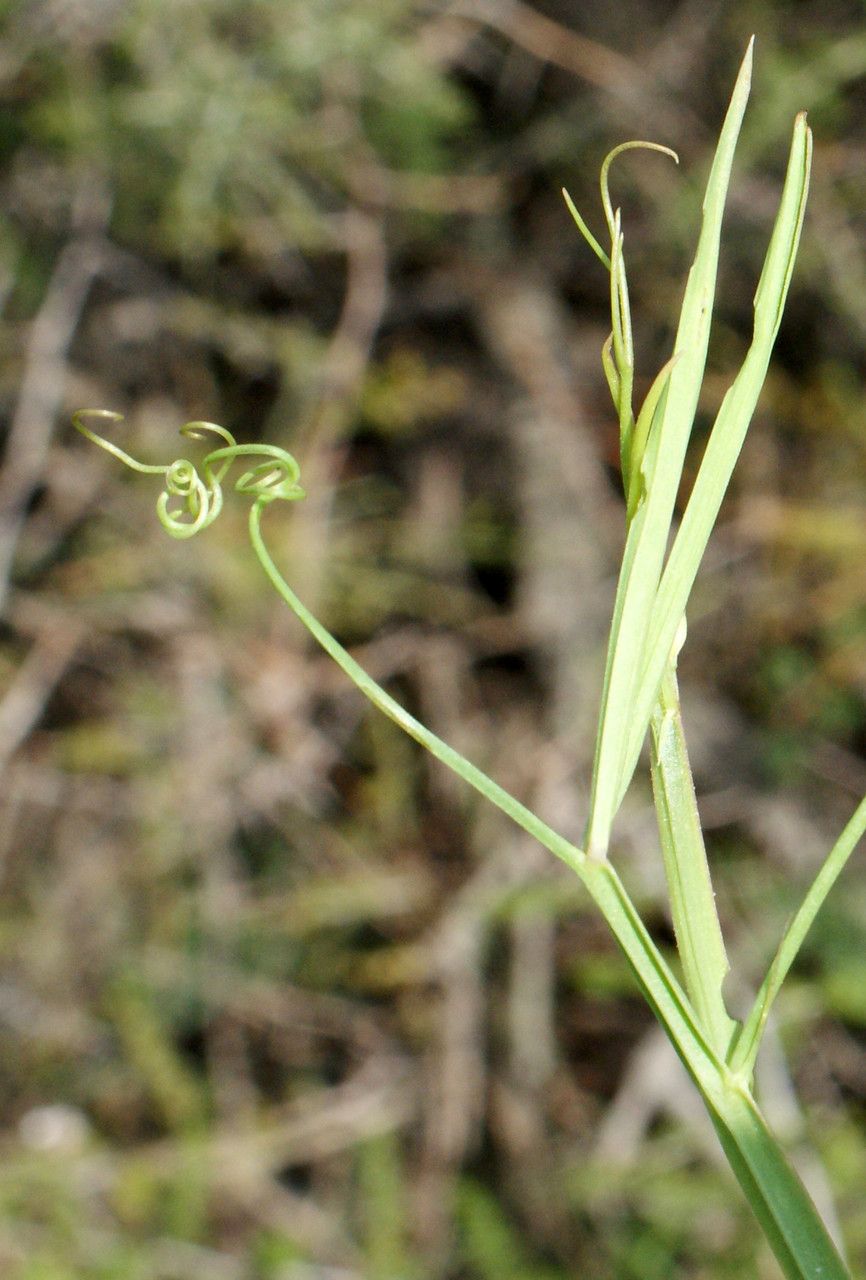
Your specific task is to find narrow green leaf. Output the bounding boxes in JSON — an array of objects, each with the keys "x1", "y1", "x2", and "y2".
[
  {"x1": 582, "y1": 865, "x2": 848, "y2": 1280},
  {"x1": 651, "y1": 667, "x2": 738, "y2": 1055},
  {"x1": 710, "y1": 1083, "x2": 849, "y2": 1280},
  {"x1": 585, "y1": 40, "x2": 754, "y2": 858},
  {"x1": 730, "y1": 790, "x2": 866, "y2": 1080},
  {"x1": 620, "y1": 111, "x2": 811, "y2": 795},
  {"x1": 585, "y1": 494, "x2": 650, "y2": 837}
]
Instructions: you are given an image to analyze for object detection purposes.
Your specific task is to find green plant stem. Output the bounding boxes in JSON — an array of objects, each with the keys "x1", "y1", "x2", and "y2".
[
  {"x1": 647, "y1": 658, "x2": 848, "y2": 1277},
  {"x1": 250, "y1": 498, "x2": 849, "y2": 1280},
  {"x1": 650, "y1": 659, "x2": 738, "y2": 1056},
  {"x1": 577, "y1": 859, "x2": 831, "y2": 1278},
  {"x1": 708, "y1": 1081, "x2": 849, "y2": 1280},
  {"x1": 248, "y1": 502, "x2": 584, "y2": 876}
]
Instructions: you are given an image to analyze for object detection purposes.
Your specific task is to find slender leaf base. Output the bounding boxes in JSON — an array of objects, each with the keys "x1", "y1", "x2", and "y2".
[
  {"x1": 644, "y1": 662, "x2": 849, "y2": 1278},
  {"x1": 651, "y1": 662, "x2": 737, "y2": 1055},
  {"x1": 709, "y1": 1083, "x2": 848, "y2": 1280}
]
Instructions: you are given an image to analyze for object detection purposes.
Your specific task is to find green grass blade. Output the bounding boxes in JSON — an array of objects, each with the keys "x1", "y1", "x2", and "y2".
[
  {"x1": 651, "y1": 666, "x2": 737, "y2": 1054},
  {"x1": 620, "y1": 112, "x2": 811, "y2": 795},
  {"x1": 585, "y1": 40, "x2": 754, "y2": 858},
  {"x1": 584, "y1": 865, "x2": 848, "y2": 1277},
  {"x1": 709, "y1": 1084, "x2": 850, "y2": 1280},
  {"x1": 584, "y1": 494, "x2": 650, "y2": 838},
  {"x1": 730, "y1": 791, "x2": 866, "y2": 1080},
  {"x1": 586, "y1": 865, "x2": 848, "y2": 1279}
]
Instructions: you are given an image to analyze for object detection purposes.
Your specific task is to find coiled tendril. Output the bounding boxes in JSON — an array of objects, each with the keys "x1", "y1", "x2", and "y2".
[{"x1": 73, "y1": 409, "x2": 305, "y2": 537}]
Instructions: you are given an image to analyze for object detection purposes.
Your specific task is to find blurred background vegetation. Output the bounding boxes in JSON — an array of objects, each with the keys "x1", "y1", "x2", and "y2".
[{"x1": 3, "y1": 1, "x2": 866, "y2": 1276}]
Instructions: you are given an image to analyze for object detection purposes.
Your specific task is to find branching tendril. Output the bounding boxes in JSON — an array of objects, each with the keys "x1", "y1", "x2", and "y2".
[{"x1": 72, "y1": 410, "x2": 305, "y2": 538}]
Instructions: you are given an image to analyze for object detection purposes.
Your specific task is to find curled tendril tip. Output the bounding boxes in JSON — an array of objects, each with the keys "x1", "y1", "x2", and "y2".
[{"x1": 73, "y1": 409, "x2": 305, "y2": 539}]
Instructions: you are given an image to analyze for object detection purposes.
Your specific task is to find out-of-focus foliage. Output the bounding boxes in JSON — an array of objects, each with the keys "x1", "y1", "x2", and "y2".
[
  {"x1": 5, "y1": 0, "x2": 474, "y2": 260},
  {"x1": 4, "y1": 1, "x2": 866, "y2": 1277}
]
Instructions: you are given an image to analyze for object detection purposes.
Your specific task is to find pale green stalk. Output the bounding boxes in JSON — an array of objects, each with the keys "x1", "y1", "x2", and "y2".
[
  {"x1": 74, "y1": 39, "x2": 865, "y2": 1279},
  {"x1": 651, "y1": 656, "x2": 737, "y2": 1056}
]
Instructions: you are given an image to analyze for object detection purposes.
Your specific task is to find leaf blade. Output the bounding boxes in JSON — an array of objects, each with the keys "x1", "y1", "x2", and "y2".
[
  {"x1": 585, "y1": 39, "x2": 754, "y2": 857},
  {"x1": 621, "y1": 111, "x2": 812, "y2": 793},
  {"x1": 730, "y1": 790, "x2": 866, "y2": 1080}
]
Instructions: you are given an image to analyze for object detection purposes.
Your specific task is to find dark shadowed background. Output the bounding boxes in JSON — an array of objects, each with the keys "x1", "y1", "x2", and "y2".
[{"x1": 3, "y1": 1, "x2": 866, "y2": 1276}]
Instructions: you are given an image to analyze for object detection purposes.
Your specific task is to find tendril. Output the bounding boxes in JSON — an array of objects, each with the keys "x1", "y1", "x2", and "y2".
[{"x1": 73, "y1": 410, "x2": 305, "y2": 537}]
